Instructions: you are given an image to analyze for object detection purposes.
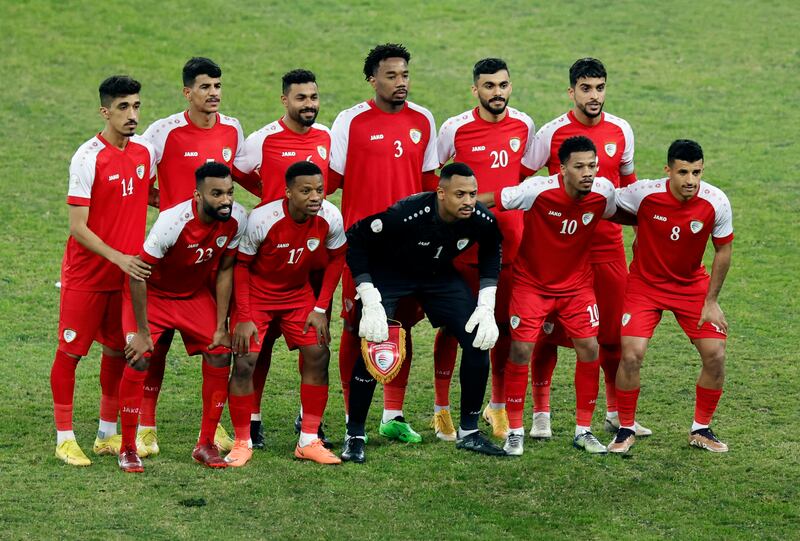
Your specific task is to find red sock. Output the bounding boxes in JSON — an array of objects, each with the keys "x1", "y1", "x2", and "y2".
[
  {"x1": 600, "y1": 344, "x2": 621, "y2": 413},
  {"x1": 574, "y1": 358, "x2": 601, "y2": 426},
  {"x1": 228, "y1": 392, "x2": 253, "y2": 442},
  {"x1": 252, "y1": 348, "x2": 272, "y2": 415},
  {"x1": 99, "y1": 353, "x2": 124, "y2": 424},
  {"x1": 199, "y1": 362, "x2": 230, "y2": 443},
  {"x1": 490, "y1": 334, "x2": 510, "y2": 404},
  {"x1": 383, "y1": 330, "x2": 412, "y2": 411},
  {"x1": 504, "y1": 362, "x2": 529, "y2": 430},
  {"x1": 531, "y1": 341, "x2": 558, "y2": 413},
  {"x1": 433, "y1": 330, "x2": 458, "y2": 407},
  {"x1": 338, "y1": 328, "x2": 360, "y2": 414},
  {"x1": 694, "y1": 385, "x2": 723, "y2": 425},
  {"x1": 616, "y1": 387, "x2": 640, "y2": 428},
  {"x1": 139, "y1": 342, "x2": 167, "y2": 426},
  {"x1": 51, "y1": 349, "x2": 80, "y2": 431},
  {"x1": 300, "y1": 383, "x2": 328, "y2": 435},
  {"x1": 119, "y1": 366, "x2": 146, "y2": 449}
]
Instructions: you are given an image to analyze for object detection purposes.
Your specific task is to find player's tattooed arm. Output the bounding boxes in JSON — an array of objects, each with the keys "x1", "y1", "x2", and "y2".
[
  {"x1": 210, "y1": 254, "x2": 235, "y2": 350},
  {"x1": 124, "y1": 276, "x2": 154, "y2": 366},
  {"x1": 699, "y1": 241, "x2": 732, "y2": 333},
  {"x1": 68, "y1": 205, "x2": 151, "y2": 281}
]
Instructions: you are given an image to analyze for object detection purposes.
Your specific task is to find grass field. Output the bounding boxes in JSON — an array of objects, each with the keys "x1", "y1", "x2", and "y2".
[{"x1": 2, "y1": 1, "x2": 799, "y2": 539}]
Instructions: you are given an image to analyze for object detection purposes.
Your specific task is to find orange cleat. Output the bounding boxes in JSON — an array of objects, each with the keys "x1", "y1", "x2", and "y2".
[
  {"x1": 224, "y1": 440, "x2": 253, "y2": 467},
  {"x1": 294, "y1": 439, "x2": 342, "y2": 465},
  {"x1": 192, "y1": 441, "x2": 228, "y2": 468}
]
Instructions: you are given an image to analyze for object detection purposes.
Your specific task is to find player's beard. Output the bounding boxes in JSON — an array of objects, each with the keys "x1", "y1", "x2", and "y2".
[
  {"x1": 577, "y1": 99, "x2": 604, "y2": 119},
  {"x1": 204, "y1": 199, "x2": 232, "y2": 222},
  {"x1": 291, "y1": 107, "x2": 318, "y2": 127},
  {"x1": 480, "y1": 96, "x2": 508, "y2": 116}
]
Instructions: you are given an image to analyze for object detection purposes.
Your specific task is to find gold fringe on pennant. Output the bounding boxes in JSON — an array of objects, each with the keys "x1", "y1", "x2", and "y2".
[{"x1": 361, "y1": 321, "x2": 406, "y2": 384}]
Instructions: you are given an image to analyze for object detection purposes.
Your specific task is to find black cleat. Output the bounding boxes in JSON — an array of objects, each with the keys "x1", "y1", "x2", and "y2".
[
  {"x1": 250, "y1": 420, "x2": 265, "y2": 450},
  {"x1": 295, "y1": 414, "x2": 333, "y2": 449},
  {"x1": 341, "y1": 436, "x2": 366, "y2": 463},
  {"x1": 456, "y1": 430, "x2": 507, "y2": 456}
]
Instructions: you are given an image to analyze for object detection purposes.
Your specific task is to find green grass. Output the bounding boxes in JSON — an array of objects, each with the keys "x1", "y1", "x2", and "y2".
[{"x1": 2, "y1": 1, "x2": 799, "y2": 539}]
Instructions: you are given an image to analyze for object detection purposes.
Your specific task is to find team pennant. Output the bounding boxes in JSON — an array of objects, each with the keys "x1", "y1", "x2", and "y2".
[{"x1": 361, "y1": 320, "x2": 406, "y2": 384}]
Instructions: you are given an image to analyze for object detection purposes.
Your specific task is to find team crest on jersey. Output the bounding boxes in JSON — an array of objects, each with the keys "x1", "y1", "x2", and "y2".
[
  {"x1": 509, "y1": 137, "x2": 521, "y2": 153},
  {"x1": 136, "y1": 164, "x2": 145, "y2": 179},
  {"x1": 125, "y1": 332, "x2": 136, "y2": 344},
  {"x1": 456, "y1": 238, "x2": 469, "y2": 250},
  {"x1": 63, "y1": 329, "x2": 77, "y2": 343},
  {"x1": 317, "y1": 146, "x2": 327, "y2": 160},
  {"x1": 690, "y1": 220, "x2": 704, "y2": 234},
  {"x1": 543, "y1": 321, "x2": 554, "y2": 335},
  {"x1": 409, "y1": 129, "x2": 422, "y2": 144},
  {"x1": 215, "y1": 235, "x2": 228, "y2": 248},
  {"x1": 581, "y1": 212, "x2": 594, "y2": 225},
  {"x1": 307, "y1": 237, "x2": 320, "y2": 251},
  {"x1": 371, "y1": 219, "x2": 383, "y2": 233},
  {"x1": 621, "y1": 313, "x2": 631, "y2": 326},
  {"x1": 604, "y1": 143, "x2": 617, "y2": 157},
  {"x1": 510, "y1": 316, "x2": 521, "y2": 329},
  {"x1": 222, "y1": 147, "x2": 233, "y2": 162}
]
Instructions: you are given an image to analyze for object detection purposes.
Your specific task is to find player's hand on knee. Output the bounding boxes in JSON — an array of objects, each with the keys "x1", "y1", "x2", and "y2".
[
  {"x1": 465, "y1": 286, "x2": 499, "y2": 350},
  {"x1": 304, "y1": 309, "x2": 331, "y2": 346},
  {"x1": 208, "y1": 327, "x2": 231, "y2": 350},
  {"x1": 232, "y1": 321, "x2": 258, "y2": 355},
  {"x1": 356, "y1": 282, "x2": 389, "y2": 342},
  {"x1": 699, "y1": 300, "x2": 728, "y2": 334}
]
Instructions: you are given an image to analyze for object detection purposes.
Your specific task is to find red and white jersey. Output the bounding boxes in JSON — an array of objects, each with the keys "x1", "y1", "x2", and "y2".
[
  {"x1": 330, "y1": 99, "x2": 438, "y2": 229},
  {"x1": 139, "y1": 199, "x2": 247, "y2": 298},
  {"x1": 523, "y1": 111, "x2": 635, "y2": 262},
  {"x1": 238, "y1": 199, "x2": 346, "y2": 309},
  {"x1": 234, "y1": 118, "x2": 331, "y2": 203},
  {"x1": 142, "y1": 111, "x2": 245, "y2": 210},
  {"x1": 62, "y1": 133, "x2": 156, "y2": 292},
  {"x1": 496, "y1": 174, "x2": 616, "y2": 296},
  {"x1": 437, "y1": 106, "x2": 535, "y2": 264},
  {"x1": 616, "y1": 179, "x2": 734, "y2": 298}
]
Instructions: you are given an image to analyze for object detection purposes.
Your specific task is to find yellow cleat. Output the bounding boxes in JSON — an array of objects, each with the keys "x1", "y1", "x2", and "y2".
[
  {"x1": 430, "y1": 409, "x2": 457, "y2": 442},
  {"x1": 136, "y1": 428, "x2": 159, "y2": 458},
  {"x1": 482, "y1": 405, "x2": 510, "y2": 439},
  {"x1": 214, "y1": 424, "x2": 234, "y2": 452},
  {"x1": 93, "y1": 434, "x2": 122, "y2": 455},
  {"x1": 56, "y1": 439, "x2": 91, "y2": 466}
]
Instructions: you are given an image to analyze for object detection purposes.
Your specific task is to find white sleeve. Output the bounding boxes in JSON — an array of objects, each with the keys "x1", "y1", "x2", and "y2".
[
  {"x1": 620, "y1": 122, "x2": 635, "y2": 176},
  {"x1": 234, "y1": 130, "x2": 264, "y2": 174},
  {"x1": 436, "y1": 120, "x2": 456, "y2": 166},
  {"x1": 712, "y1": 192, "x2": 734, "y2": 240},
  {"x1": 232, "y1": 118, "x2": 247, "y2": 164},
  {"x1": 227, "y1": 203, "x2": 249, "y2": 250},
  {"x1": 421, "y1": 112, "x2": 439, "y2": 172},
  {"x1": 499, "y1": 176, "x2": 550, "y2": 211},
  {"x1": 142, "y1": 210, "x2": 183, "y2": 260},
  {"x1": 597, "y1": 179, "x2": 617, "y2": 219},
  {"x1": 321, "y1": 201, "x2": 346, "y2": 249},
  {"x1": 329, "y1": 111, "x2": 350, "y2": 175},
  {"x1": 614, "y1": 180, "x2": 653, "y2": 215},
  {"x1": 67, "y1": 146, "x2": 98, "y2": 202},
  {"x1": 141, "y1": 120, "x2": 166, "y2": 165},
  {"x1": 521, "y1": 129, "x2": 551, "y2": 172}
]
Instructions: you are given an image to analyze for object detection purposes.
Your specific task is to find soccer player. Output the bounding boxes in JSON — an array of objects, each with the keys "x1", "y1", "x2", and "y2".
[
  {"x1": 480, "y1": 136, "x2": 618, "y2": 456},
  {"x1": 231, "y1": 161, "x2": 345, "y2": 465},
  {"x1": 120, "y1": 162, "x2": 247, "y2": 471},
  {"x1": 137, "y1": 57, "x2": 248, "y2": 455},
  {"x1": 431, "y1": 58, "x2": 535, "y2": 441},
  {"x1": 232, "y1": 69, "x2": 332, "y2": 448},
  {"x1": 341, "y1": 163, "x2": 505, "y2": 463},
  {"x1": 51, "y1": 75, "x2": 155, "y2": 466},
  {"x1": 607, "y1": 140, "x2": 733, "y2": 454},
  {"x1": 521, "y1": 58, "x2": 651, "y2": 439},
  {"x1": 329, "y1": 43, "x2": 439, "y2": 443}
]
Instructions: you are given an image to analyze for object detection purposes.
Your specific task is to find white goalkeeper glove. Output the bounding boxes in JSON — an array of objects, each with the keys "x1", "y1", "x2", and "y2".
[
  {"x1": 465, "y1": 286, "x2": 499, "y2": 350},
  {"x1": 356, "y1": 282, "x2": 389, "y2": 342}
]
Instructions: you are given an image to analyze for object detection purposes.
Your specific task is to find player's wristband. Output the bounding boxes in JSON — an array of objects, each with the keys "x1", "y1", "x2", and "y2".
[{"x1": 313, "y1": 306, "x2": 326, "y2": 314}]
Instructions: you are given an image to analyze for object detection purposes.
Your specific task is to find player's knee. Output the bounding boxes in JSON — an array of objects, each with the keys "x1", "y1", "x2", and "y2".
[
  {"x1": 702, "y1": 347, "x2": 726, "y2": 379},
  {"x1": 510, "y1": 341, "x2": 534, "y2": 365},
  {"x1": 620, "y1": 347, "x2": 645, "y2": 372},
  {"x1": 102, "y1": 345, "x2": 124, "y2": 357},
  {"x1": 573, "y1": 338, "x2": 599, "y2": 362}
]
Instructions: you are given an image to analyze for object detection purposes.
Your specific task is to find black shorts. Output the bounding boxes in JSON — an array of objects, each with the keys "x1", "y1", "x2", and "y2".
[{"x1": 375, "y1": 273, "x2": 476, "y2": 330}]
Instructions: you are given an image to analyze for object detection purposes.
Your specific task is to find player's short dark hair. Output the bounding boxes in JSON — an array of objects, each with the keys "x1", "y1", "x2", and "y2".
[
  {"x1": 440, "y1": 162, "x2": 475, "y2": 182},
  {"x1": 558, "y1": 136, "x2": 597, "y2": 164},
  {"x1": 282, "y1": 69, "x2": 317, "y2": 94},
  {"x1": 667, "y1": 139, "x2": 704, "y2": 165},
  {"x1": 98, "y1": 75, "x2": 141, "y2": 107},
  {"x1": 473, "y1": 58, "x2": 509, "y2": 83},
  {"x1": 285, "y1": 160, "x2": 323, "y2": 186},
  {"x1": 569, "y1": 57, "x2": 607, "y2": 87},
  {"x1": 363, "y1": 43, "x2": 410, "y2": 80},
  {"x1": 195, "y1": 161, "x2": 231, "y2": 186},
  {"x1": 183, "y1": 57, "x2": 222, "y2": 87}
]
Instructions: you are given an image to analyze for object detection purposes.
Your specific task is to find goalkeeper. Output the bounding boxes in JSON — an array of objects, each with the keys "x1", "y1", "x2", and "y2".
[{"x1": 342, "y1": 162, "x2": 506, "y2": 463}]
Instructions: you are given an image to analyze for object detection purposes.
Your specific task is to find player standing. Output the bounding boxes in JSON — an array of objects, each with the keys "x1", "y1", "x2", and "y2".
[
  {"x1": 522, "y1": 58, "x2": 650, "y2": 438},
  {"x1": 481, "y1": 136, "x2": 618, "y2": 456},
  {"x1": 232, "y1": 69, "x2": 332, "y2": 448},
  {"x1": 608, "y1": 140, "x2": 733, "y2": 454},
  {"x1": 431, "y1": 58, "x2": 535, "y2": 441},
  {"x1": 120, "y1": 162, "x2": 247, "y2": 471},
  {"x1": 136, "y1": 57, "x2": 248, "y2": 455},
  {"x1": 51, "y1": 75, "x2": 155, "y2": 466},
  {"x1": 231, "y1": 161, "x2": 345, "y2": 464},
  {"x1": 329, "y1": 43, "x2": 439, "y2": 443}
]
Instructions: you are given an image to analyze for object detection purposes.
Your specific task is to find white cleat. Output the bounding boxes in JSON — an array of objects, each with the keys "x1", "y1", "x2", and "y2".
[
  {"x1": 529, "y1": 412, "x2": 552, "y2": 439},
  {"x1": 573, "y1": 431, "x2": 607, "y2": 454},
  {"x1": 503, "y1": 433, "x2": 524, "y2": 456}
]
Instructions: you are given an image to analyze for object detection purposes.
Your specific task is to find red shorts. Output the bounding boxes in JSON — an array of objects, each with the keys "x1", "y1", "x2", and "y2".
[
  {"x1": 621, "y1": 289, "x2": 727, "y2": 340},
  {"x1": 340, "y1": 266, "x2": 424, "y2": 329},
  {"x1": 122, "y1": 288, "x2": 229, "y2": 356},
  {"x1": 453, "y1": 259, "x2": 512, "y2": 325},
  {"x1": 509, "y1": 283, "x2": 599, "y2": 343},
  {"x1": 58, "y1": 288, "x2": 124, "y2": 356},
  {"x1": 233, "y1": 305, "x2": 318, "y2": 352},
  {"x1": 591, "y1": 257, "x2": 628, "y2": 345}
]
